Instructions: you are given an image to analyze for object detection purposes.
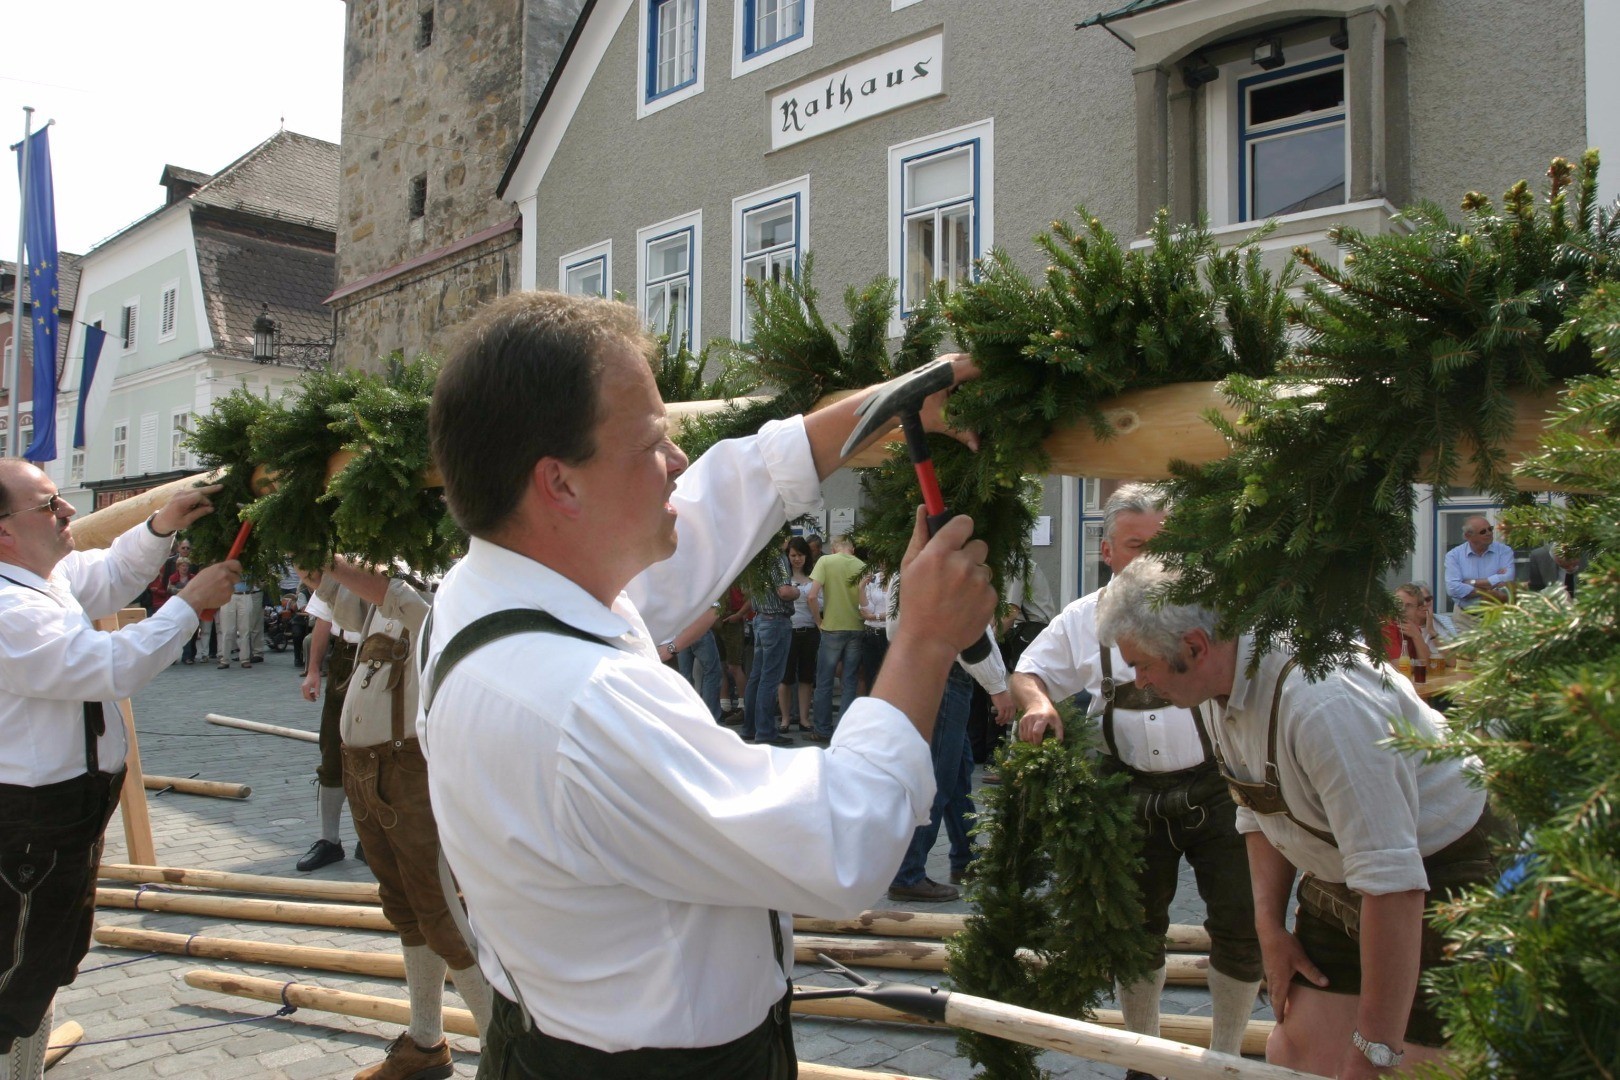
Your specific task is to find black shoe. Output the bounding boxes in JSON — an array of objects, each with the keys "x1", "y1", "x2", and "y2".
[
  {"x1": 353, "y1": 839, "x2": 366, "y2": 865},
  {"x1": 887, "y1": 877, "x2": 960, "y2": 902},
  {"x1": 296, "y1": 839, "x2": 344, "y2": 872},
  {"x1": 759, "y1": 735, "x2": 795, "y2": 747}
]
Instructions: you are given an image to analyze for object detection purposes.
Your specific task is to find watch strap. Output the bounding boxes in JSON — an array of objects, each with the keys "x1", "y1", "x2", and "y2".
[{"x1": 1351, "y1": 1030, "x2": 1403, "y2": 1068}]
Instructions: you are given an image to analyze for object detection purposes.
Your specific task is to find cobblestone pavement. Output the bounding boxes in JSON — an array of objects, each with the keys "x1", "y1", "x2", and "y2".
[{"x1": 50, "y1": 647, "x2": 1265, "y2": 1079}]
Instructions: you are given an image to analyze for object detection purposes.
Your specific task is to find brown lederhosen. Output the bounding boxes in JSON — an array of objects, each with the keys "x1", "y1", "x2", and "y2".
[
  {"x1": 341, "y1": 624, "x2": 474, "y2": 970},
  {"x1": 1214, "y1": 655, "x2": 1498, "y2": 1045},
  {"x1": 316, "y1": 635, "x2": 358, "y2": 788},
  {"x1": 1097, "y1": 645, "x2": 1260, "y2": 982}
]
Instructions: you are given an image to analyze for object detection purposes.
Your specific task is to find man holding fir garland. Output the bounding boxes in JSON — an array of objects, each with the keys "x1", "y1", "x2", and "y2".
[
  {"x1": 305, "y1": 560, "x2": 492, "y2": 1080},
  {"x1": 419, "y1": 291, "x2": 993, "y2": 1077},
  {"x1": 0, "y1": 462, "x2": 238, "y2": 1080},
  {"x1": 1011, "y1": 484, "x2": 1261, "y2": 1070},
  {"x1": 1096, "y1": 554, "x2": 1495, "y2": 1079}
]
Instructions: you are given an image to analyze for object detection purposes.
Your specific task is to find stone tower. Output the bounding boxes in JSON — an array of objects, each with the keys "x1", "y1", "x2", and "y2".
[{"x1": 330, "y1": 0, "x2": 582, "y2": 369}]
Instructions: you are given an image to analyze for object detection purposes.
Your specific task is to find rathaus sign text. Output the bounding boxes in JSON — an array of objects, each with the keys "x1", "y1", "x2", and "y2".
[{"x1": 769, "y1": 32, "x2": 945, "y2": 151}]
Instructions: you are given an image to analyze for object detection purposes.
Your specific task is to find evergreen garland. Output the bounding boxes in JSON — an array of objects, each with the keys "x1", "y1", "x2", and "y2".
[
  {"x1": 946, "y1": 708, "x2": 1156, "y2": 1079},
  {"x1": 1394, "y1": 284, "x2": 1620, "y2": 1077},
  {"x1": 1156, "y1": 154, "x2": 1619, "y2": 675},
  {"x1": 184, "y1": 387, "x2": 281, "y2": 584}
]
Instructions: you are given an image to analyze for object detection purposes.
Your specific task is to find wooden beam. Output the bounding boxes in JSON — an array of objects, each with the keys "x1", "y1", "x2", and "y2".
[
  {"x1": 96, "y1": 888, "x2": 393, "y2": 931},
  {"x1": 95, "y1": 607, "x2": 156, "y2": 866},
  {"x1": 142, "y1": 775, "x2": 252, "y2": 799},
  {"x1": 99, "y1": 863, "x2": 380, "y2": 904},
  {"x1": 204, "y1": 713, "x2": 318, "y2": 743},
  {"x1": 44, "y1": 1020, "x2": 82, "y2": 1069}
]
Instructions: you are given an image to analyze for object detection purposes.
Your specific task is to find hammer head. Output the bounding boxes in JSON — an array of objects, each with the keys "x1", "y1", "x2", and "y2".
[{"x1": 839, "y1": 357, "x2": 958, "y2": 459}]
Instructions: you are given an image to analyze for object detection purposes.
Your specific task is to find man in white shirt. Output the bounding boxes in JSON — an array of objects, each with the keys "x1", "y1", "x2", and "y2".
[
  {"x1": 295, "y1": 589, "x2": 367, "y2": 872},
  {"x1": 0, "y1": 461, "x2": 238, "y2": 1080},
  {"x1": 419, "y1": 292, "x2": 994, "y2": 1078},
  {"x1": 1011, "y1": 485, "x2": 1260, "y2": 1067},
  {"x1": 1095, "y1": 555, "x2": 1494, "y2": 1080}
]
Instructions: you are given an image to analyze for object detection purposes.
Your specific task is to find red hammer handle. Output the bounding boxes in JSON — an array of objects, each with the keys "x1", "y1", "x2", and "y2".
[{"x1": 200, "y1": 520, "x2": 253, "y2": 623}]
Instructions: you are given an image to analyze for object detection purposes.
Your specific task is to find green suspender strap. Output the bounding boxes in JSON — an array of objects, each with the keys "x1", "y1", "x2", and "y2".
[{"x1": 418, "y1": 606, "x2": 795, "y2": 1039}]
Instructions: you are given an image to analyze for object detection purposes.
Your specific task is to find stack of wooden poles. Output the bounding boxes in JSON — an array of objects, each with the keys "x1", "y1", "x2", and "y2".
[{"x1": 91, "y1": 862, "x2": 1300, "y2": 1080}]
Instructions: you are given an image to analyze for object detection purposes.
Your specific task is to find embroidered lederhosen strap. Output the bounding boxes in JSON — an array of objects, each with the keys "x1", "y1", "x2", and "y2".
[
  {"x1": 2, "y1": 574, "x2": 105, "y2": 776},
  {"x1": 1211, "y1": 655, "x2": 1340, "y2": 848},
  {"x1": 421, "y1": 607, "x2": 796, "y2": 1034},
  {"x1": 1096, "y1": 626, "x2": 1213, "y2": 767}
]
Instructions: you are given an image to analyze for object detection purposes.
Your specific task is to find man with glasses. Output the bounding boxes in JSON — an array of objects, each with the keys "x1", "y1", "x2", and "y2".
[
  {"x1": 0, "y1": 459, "x2": 239, "y2": 1080},
  {"x1": 1443, "y1": 516, "x2": 1515, "y2": 631}
]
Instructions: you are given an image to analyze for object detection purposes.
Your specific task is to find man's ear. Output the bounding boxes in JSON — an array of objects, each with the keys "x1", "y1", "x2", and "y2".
[
  {"x1": 1183, "y1": 627, "x2": 1211, "y2": 664},
  {"x1": 532, "y1": 457, "x2": 584, "y2": 519}
]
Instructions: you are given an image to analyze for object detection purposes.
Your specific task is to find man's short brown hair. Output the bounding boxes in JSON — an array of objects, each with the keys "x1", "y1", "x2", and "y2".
[{"x1": 430, "y1": 291, "x2": 655, "y2": 538}]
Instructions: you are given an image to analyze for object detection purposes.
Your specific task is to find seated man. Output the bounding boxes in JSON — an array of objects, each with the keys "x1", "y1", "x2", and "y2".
[{"x1": 1096, "y1": 555, "x2": 1496, "y2": 1078}]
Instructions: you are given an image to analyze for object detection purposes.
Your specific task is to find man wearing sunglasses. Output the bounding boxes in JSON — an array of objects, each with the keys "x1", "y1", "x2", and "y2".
[
  {"x1": 1443, "y1": 516, "x2": 1515, "y2": 631},
  {"x1": 0, "y1": 459, "x2": 240, "y2": 1080}
]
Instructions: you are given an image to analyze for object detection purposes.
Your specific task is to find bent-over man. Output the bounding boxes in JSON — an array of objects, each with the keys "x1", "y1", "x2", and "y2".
[
  {"x1": 1096, "y1": 555, "x2": 1496, "y2": 1079},
  {"x1": 0, "y1": 463, "x2": 237, "y2": 1080},
  {"x1": 1012, "y1": 484, "x2": 1260, "y2": 1066},
  {"x1": 418, "y1": 292, "x2": 994, "y2": 1078}
]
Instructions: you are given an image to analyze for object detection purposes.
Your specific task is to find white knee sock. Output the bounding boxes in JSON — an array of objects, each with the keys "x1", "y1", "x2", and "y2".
[
  {"x1": 1, "y1": 998, "x2": 52, "y2": 1080},
  {"x1": 403, "y1": 944, "x2": 448, "y2": 1047},
  {"x1": 449, "y1": 963, "x2": 494, "y2": 1040},
  {"x1": 1207, "y1": 967, "x2": 1263, "y2": 1057},
  {"x1": 318, "y1": 785, "x2": 345, "y2": 845},
  {"x1": 1117, "y1": 965, "x2": 1167, "y2": 1038}
]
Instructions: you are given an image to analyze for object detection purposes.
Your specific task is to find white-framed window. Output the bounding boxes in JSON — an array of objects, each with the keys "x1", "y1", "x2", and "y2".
[
  {"x1": 139, "y1": 413, "x2": 158, "y2": 474},
  {"x1": 111, "y1": 421, "x2": 129, "y2": 478},
  {"x1": 733, "y1": 0, "x2": 812, "y2": 77},
  {"x1": 69, "y1": 450, "x2": 84, "y2": 485},
  {"x1": 170, "y1": 410, "x2": 193, "y2": 469},
  {"x1": 18, "y1": 417, "x2": 32, "y2": 458},
  {"x1": 1237, "y1": 56, "x2": 1346, "y2": 222},
  {"x1": 559, "y1": 240, "x2": 613, "y2": 298},
  {"x1": 888, "y1": 119, "x2": 994, "y2": 334},
  {"x1": 731, "y1": 176, "x2": 809, "y2": 340},
  {"x1": 637, "y1": 210, "x2": 703, "y2": 354},
  {"x1": 158, "y1": 281, "x2": 179, "y2": 342},
  {"x1": 639, "y1": 0, "x2": 705, "y2": 117},
  {"x1": 121, "y1": 301, "x2": 139, "y2": 352}
]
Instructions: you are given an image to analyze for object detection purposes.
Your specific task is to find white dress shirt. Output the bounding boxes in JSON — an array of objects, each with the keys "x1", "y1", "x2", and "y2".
[
  {"x1": 0, "y1": 521, "x2": 197, "y2": 787},
  {"x1": 1016, "y1": 589, "x2": 1208, "y2": 773},
  {"x1": 419, "y1": 417, "x2": 936, "y2": 1053},
  {"x1": 1444, "y1": 539, "x2": 1516, "y2": 609},
  {"x1": 327, "y1": 579, "x2": 427, "y2": 748},
  {"x1": 304, "y1": 591, "x2": 364, "y2": 644},
  {"x1": 1214, "y1": 635, "x2": 1485, "y2": 895}
]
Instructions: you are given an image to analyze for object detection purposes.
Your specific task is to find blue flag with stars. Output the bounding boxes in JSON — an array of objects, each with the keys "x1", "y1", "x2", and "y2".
[{"x1": 16, "y1": 126, "x2": 59, "y2": 461}]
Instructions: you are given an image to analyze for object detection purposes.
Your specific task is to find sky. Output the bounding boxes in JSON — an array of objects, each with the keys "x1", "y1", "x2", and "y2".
[{"x1": 2, "y1": 0, "x2": 345, "y2": 261}]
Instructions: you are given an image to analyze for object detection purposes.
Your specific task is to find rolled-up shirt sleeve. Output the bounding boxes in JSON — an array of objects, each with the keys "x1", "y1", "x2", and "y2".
[{"x1": 1015, "y1": 604, "x2": 1098, "y2": 703}]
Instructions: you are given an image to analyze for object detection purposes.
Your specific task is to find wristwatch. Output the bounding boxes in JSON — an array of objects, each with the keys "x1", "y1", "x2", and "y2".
[
  {"x1": 658, "y1": 639, "x2": 677, "y2": 661},
  {"x1": 1351, "y1": 1030, "x2": 1403, "y2": 1069}
]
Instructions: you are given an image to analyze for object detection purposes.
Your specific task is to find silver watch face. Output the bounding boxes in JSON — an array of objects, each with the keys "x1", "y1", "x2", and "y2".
[{"x1": 1353, "y1": 1032, "x2": 1402, "y2": 1068}]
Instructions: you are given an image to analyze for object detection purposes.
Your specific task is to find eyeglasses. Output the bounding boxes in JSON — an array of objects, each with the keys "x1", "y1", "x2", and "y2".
[{"x1": 0, "y1": 494, "x2": 67, "y2": 521}]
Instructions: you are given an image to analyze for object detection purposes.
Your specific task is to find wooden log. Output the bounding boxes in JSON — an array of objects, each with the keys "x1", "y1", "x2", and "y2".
[
  {"x1": 142, "y1": 775, "x2": 252, "y2": 799},
  {"x1": 96, "y1": 887, "x2": 393, "y2": 931},
  {"x1": 794, "y1": 912, "x2": 1211, "y2": 953},
  {"x1": 99, "y1": 863, "x2": 381, "y2": 904},
  {"x1": 96, "y1": 926, "x2": 411, "y2": 980},
  {"x1": 792, "y1": 995, "x2": 1271, "y2": 1057},
  {"x1": 795, "y1": 934, "x2": 1214, "y2": 985},
  {"x1": 70, "y1": 469, "x2": 226, "y2": 550},
  {"x1": 44, "y1": 1020, "x2": 82, "y2": 1068},
  {"x1": 97, "y1": 608, "x2": 156, "y2": 867},
  {"x1": 204, "y1": 712, "x2": 319, "y2": 743},
  {"x1": 185, "y1": 969, "x2": 479, "y2": 1038}
]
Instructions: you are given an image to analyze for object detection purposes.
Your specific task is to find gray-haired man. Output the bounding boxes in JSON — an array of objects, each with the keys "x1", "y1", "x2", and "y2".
[{"x1": 1010, "y1": 484, "x2": 1260, "y2": 1071}]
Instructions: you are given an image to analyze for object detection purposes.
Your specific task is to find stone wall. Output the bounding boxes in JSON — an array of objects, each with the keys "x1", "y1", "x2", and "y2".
[{"x1": 334, "y1": 0, "x2": 581, "y2": 369}]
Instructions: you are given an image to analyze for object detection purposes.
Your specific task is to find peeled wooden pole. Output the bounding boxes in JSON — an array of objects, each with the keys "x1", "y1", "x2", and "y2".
[
  {"x1": 99, "y1": 863, "x2": 381, "y2": 904},
  {"x1": 795, "y1": 934, "x2": 1214, "y2": 985},
  {"x1": 190, "y1": 971, "x2": 1294, "y2": 1079},
  {"x1": 142, "y1": 775, "x2": 252, "y2": 799},
  {"x1": 204, "y1": 712, "x2": 319, "y2": 743},
  {"x1": 44, "y1": 1020, "x2": 82, "y2": 1068},
  {"x1": 96, "y1": 887, "x2": 393, "y2": 931},
  {"x1": 796, "y1": 911, "x2": 1211, "y2": 953}
]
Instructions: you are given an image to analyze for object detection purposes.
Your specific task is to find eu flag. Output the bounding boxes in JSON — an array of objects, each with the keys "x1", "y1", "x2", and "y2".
[{"x1": 15, "y1": 127, "x2": 59, "y2": 461}]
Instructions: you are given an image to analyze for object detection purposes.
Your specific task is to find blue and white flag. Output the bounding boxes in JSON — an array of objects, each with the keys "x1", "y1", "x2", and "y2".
[
  {"x1": 73, "y1": 324, "x2": 106, "y2": 450},
  {"x1": 15, "y1": 126, "x2": 59, "y2": 461}
]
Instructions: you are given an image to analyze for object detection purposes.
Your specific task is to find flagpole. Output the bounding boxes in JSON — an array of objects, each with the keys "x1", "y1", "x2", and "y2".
[{"x1": 6, "y1": 106, "x2": 31, "y2": 458}]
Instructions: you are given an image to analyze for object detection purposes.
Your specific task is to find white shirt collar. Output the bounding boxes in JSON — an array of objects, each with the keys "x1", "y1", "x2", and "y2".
[{"x1": 461, "y1": 537, "x2": 641, "y2": 644}]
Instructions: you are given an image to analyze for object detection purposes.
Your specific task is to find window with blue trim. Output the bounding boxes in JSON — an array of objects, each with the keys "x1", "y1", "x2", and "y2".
[
  {"x1": 645, "y1": 227, "x2": 694, "y2": 352},
  {"x1": 1238, "y1": 57, "x2": 1345, "y2": 221},
  {"x1": 900, "y1": 141, "x2": 977, "y2": 314},
  {"x1": 649, "y1": 0, "x2": 699, "y2": 99},
  {"x1": 564, "y1": 255, "x2": 608, "y2": 297},
  {"x1": 739, "y1": 194, "x2": 799, "y2": 338},
  {"x1": 743, "y1": 0, "x2": 803, "y2": 58}
]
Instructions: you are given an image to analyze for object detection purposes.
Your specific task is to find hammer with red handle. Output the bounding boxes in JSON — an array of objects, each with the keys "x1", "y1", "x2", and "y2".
[
  {"x1": 840, "y1": 358, "x2": 994, "y2": 663},
  {"x1": 199, "y1": 518, "x2": 253, "y2": 623}
]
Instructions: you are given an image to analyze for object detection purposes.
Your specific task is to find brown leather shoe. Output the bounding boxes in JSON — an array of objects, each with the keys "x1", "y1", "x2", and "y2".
[{"x1": 354, "y1": 1033, "x2": 452, "y2": 1080}]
